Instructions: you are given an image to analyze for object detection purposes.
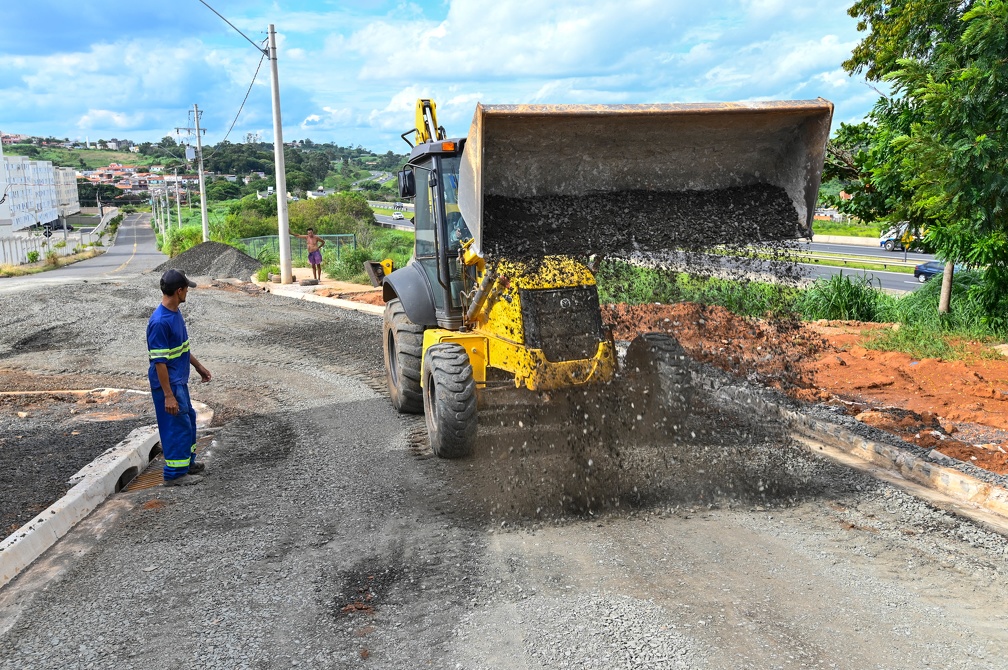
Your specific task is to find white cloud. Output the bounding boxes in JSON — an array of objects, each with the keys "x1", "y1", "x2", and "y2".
[
  {"x1": 77, "y1": 109, "x2": 145, "y2": 130},
  {"x1": 0, "y1": 0, "x2": 877, "y2": 150}
]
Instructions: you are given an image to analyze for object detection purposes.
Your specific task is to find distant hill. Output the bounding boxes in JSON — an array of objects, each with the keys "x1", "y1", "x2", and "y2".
[{"x1": 3, "y1": 145, "x2": 160, "y2": 170}]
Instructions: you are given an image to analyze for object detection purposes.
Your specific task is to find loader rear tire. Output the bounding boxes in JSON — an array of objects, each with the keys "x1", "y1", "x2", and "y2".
[
  {"x1": 384, "y1": 299, "x2": 424, "y2": 414},
  {"x1": 423, "y1": 343, "x2": 477, "y2": 459},
  {"x1": 624, "y1": 332, "x2": 693, "y2": 416}
]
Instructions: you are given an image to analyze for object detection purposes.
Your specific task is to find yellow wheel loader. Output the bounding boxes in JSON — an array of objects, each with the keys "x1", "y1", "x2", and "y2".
[{"x1": 377, "y1": 98, "x2": 833, "y2": 458}]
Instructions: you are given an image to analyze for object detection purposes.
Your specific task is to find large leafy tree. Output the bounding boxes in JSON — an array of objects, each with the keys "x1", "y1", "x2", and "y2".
[
  {"x1": 842, "y1": 0, "x2": 1007, "y2": 325},
  {"x1": 887, "y1": 1, "x2": 1008, "y2": 325}
]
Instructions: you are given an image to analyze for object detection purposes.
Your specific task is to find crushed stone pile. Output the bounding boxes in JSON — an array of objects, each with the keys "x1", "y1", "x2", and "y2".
[{"x1": 154, "y1": 241, "x2": 261, "y2": 281}]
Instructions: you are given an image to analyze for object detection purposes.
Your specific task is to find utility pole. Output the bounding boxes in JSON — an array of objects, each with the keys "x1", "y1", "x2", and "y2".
[
  {"x1": 193, "y1": 105, "x2": 210, "y2": 242},
  {"x1": 176, "y1": 106, "x2": 210, "y2": 242},
  {"x1": 174, "y1": 169, "x2": 182, "y2": 228},
  {"x1": 269, "y1": 24, "x2": 293, "y2": 284}
]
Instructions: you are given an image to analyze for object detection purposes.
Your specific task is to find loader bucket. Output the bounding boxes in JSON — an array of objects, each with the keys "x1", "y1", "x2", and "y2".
[{"x1": 457, "y1": 100, "x2": 834, "y2": 258}]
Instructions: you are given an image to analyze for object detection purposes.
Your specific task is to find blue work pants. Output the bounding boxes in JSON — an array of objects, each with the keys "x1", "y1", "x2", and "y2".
[{"x1": 152, "y1": 383, "x2": 198, "y2": 480}]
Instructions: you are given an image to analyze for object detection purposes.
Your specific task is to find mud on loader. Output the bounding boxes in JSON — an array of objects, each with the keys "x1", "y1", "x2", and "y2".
[{"x1": 372, "y1": 98, "x2": 833, "y2": 458}]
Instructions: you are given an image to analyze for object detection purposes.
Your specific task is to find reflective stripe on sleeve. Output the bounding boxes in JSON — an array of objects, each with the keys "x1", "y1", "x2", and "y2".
[{"x1": 148, "y1": 340, "x2": 190, "y2": 360}]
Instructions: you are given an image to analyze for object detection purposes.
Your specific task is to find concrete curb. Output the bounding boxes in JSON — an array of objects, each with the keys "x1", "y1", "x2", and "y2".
[
  {"x1": 0, "y1": 391, "x2": 213, "y2": 590},
  {"x1": 706, "y1": 379, "x2": 1008, "y2": 528},
  {"x1": 262, "y1": 281, "x2": 385, "y2": 316}
]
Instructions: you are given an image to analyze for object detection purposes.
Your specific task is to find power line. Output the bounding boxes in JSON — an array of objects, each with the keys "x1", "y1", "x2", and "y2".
[
  {"x1": 206, "y1": 46, "x2": 268, "y2": 158},
  {"x1": 196, "y1": 0, "x2": 267, "y2": 54}
]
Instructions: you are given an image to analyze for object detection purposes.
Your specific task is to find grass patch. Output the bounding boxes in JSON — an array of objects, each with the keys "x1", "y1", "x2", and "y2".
[
  {"x1": 0, "y1": 248, "x2": 104, "y2": 277},
  {"x1": 811, "y1": 220, "x2": 881, "y2": 237},
  {"x1": 596, "y1": 260, "x2": 799, "y2": 317},
  {"x1": 863, "y1": 324, "x2": 1003, "y2": 361},
  {"x1": 797, "y1": 272, "x2": 896, "y2": 321}
]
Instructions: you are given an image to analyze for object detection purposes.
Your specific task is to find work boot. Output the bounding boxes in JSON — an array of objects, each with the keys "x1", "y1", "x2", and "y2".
[
  {"x1": 163, "y1": 474, "x2": 204, "y2": 487},
  {"x1": 188, "y1": 462, "x2": 206, "y2": 474}
]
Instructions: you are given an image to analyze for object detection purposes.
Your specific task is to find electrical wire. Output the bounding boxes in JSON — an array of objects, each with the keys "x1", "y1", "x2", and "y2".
[
  {"x1": 205, "y1": 45, "x2": 267, "y2": 159},
  {"x1": 196, "y1": 0, "x2": 267, "y2": 54}
]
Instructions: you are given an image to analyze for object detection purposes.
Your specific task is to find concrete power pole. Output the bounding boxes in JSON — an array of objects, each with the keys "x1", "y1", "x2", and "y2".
[
  {"x1": 193, "y1": 105, "x2": 210, "y2": 242},
  {"x1": 269, "y1": 24, "x2": 293, "y2": 284},
  {"x1": 177, "y1": 108, "x2": 210, "y2": 242},
  {"x1": 174, "y1": 169, "x2": 182, "y2": 228}
]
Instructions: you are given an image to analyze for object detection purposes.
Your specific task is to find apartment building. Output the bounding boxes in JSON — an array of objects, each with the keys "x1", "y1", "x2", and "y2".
[
  {"x1": 56, "y1": 167, "x2": 81, "y2": 217},
  {"x1": 0, "y1": 142, "x2": 79, "y2": 236}
]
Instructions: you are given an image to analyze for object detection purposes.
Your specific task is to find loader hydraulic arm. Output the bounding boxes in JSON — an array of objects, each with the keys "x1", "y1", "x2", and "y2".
[{"x1": 415, "y1": 99, "x2": 446, "y2": 145}]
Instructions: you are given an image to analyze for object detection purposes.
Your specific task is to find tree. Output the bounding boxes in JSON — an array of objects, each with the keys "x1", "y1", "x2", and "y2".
[
  {"x1": 843, "y1": 0, "x2": 1007, "y2": 324},
  {"x1": 159, "y1": 135, "x2": 178, "y2": 149},
  {"x1": 884, "y1": 1, "x2": 1008, "y2": 326}
]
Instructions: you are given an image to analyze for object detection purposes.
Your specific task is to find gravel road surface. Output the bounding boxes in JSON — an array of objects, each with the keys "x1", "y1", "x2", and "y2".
[{"x1": 1, "y1": 264, "x2": 1007, "y2": 669}]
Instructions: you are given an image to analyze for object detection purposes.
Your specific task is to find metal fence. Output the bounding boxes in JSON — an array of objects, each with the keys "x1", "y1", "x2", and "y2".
[
  {"x1": 239, "y1": 234, "x2": 356, "y2": 265},
  {"x1": 0, "y1": 227, "x2": 111, "y2": 266}
]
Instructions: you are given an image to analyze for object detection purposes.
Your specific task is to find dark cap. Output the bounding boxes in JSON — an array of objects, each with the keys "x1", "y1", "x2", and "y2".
[{"x1": 160, "y1": 269, "x2": 196, "y2": 294}]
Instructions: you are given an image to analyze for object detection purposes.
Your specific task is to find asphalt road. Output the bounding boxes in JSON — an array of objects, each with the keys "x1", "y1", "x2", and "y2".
[
  {"x1": 800, "y1": 239, "x2": 934, "y2": 263},
  {"x1": 0, "y1": 212, "x2": 166, "y2": 294},
  {"x1": 0, "y1": 231, "x2": 1005, "y2": 667}
]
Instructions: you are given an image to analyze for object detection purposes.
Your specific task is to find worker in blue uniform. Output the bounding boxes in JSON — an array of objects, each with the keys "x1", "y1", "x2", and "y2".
[{"x1": 148, "y1": 269, "x2": 212, "y2": 486}]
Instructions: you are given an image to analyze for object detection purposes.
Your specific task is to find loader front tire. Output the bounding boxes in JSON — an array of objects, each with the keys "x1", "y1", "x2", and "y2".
[
  {"x1": 624, "y1": 332, "x2": 693, "y2": 416},
  {"x1": 384, "y1": 299, "x2": 424, "y2": 414},
  {"x1": 423, "y1": 343, "x2": 477, "y2": 458}
]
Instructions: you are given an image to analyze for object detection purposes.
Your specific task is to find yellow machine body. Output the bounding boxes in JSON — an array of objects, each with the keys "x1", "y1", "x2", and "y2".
[{"x1": 421, "y1": 256, "x2": 617, "y2": 392}]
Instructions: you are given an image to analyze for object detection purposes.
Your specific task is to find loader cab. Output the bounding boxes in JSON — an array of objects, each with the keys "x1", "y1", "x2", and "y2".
[{"x1": 395, "y1": 138, "x2": 472, "y2": 330}]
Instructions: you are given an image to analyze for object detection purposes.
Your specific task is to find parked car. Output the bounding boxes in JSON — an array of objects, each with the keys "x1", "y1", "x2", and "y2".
[{"x1": 913, "y1": 261, "x2": 966, "y2": 283}]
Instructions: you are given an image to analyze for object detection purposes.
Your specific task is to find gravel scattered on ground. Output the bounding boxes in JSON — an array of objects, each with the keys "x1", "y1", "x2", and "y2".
[{"x1": 3, "y1": 244, "x2": 1008, "y2": 669}]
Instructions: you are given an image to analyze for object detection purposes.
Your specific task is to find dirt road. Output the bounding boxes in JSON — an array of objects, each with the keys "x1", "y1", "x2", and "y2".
[{"x1": 1, "y1": 275, "x2": 1007, "y2": 669}]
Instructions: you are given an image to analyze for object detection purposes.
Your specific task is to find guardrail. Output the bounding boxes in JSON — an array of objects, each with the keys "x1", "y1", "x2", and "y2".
[{"x1": 795, "y1": 253, "x2": 917, "y2": 272}]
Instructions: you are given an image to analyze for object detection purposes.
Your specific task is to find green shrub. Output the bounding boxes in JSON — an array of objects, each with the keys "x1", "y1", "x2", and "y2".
[
  {"x1": 323, "y1": 246, "x2": 372, "y2": 282},
  {"x1": 256, "y1": 264, "x2": 279, "y2": 282},
  {"x1": 26, "y1": 251, "x2": 40, "y2": 263},
  {"x1": 161, "y1": 224, "x2": 205, "y2": 257},
  {"x1": 796, "y1": 272, "x2": 895, "y2": 322}
]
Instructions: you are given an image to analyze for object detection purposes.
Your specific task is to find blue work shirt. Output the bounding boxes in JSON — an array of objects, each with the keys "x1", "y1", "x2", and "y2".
[{"x1": 147, "y1": 304, "x2": 191, "y2": 390}]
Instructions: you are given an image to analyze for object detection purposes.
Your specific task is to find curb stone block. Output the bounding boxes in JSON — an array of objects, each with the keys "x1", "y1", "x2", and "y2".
[{"x1": 706, "y1": 380, "x2": 1008, "y2": 527}]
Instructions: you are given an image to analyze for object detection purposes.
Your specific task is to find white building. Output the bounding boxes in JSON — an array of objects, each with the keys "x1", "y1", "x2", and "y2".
[
  {"x1": 56, "y1": 167, "x2": 81, "y2": 217},
  {"x1": 0, "y1": 142, "x2": 76, "y2": 236}
]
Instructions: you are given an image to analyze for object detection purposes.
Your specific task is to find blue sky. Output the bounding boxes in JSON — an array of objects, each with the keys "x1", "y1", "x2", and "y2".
[{"x1": 0, "y1": 0, "x2": 878, "y2": 153}]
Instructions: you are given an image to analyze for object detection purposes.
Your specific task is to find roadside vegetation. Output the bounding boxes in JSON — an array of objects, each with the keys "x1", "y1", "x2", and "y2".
[
  {"x1": 155, "y1": 191, "x2": 415, "y2": 285},
  {"x1": 597, "y1": 260, "x2": 1006, "y2": 360}
]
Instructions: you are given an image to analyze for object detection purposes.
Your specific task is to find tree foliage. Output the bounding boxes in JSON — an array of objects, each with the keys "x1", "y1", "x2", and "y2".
[
  {"x1": 838, "y1": 0, "x2": 1007, "y2": 327},
  {"x1": 885, "y1": 0, "x2": 1008, "y2": 327}
]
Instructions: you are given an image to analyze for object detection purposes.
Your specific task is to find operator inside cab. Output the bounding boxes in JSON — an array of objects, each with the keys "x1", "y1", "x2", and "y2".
[{"x1": 447, "y1": 210, "x2": 472, "y2": 252}]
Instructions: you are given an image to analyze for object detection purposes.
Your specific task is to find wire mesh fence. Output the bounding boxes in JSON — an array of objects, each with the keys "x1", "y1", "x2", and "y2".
[{"x1": 239, "y1": 234, "x2": 356, "y2": 266}]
